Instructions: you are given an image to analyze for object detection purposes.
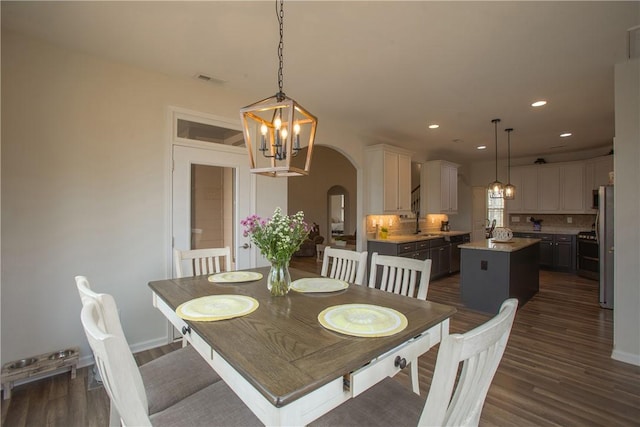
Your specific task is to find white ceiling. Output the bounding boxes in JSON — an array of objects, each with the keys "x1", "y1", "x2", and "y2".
[{"x1": 2, "y1": 1, "x2": 637, "y2": 163}]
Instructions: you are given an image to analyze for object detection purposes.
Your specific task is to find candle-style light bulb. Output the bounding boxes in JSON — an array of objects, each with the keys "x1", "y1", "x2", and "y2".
[
  {"x1": 274, "y1": 117, "x2": 282, "y2": 149},
  {"x1": 280, "y1": 128, "x2": 288, "y2": 159},
  {"x1": 293, "y1": 122, "x2": 301, "y2": 150},
  {"x1": 260, "y1": 124, "x2": 268, "y2": 151}
]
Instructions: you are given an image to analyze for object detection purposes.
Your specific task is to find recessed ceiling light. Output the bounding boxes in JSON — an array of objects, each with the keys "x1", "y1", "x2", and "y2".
[
  {"x1": 477, "y1": 145, "x2": 487, "y2": 150},
  {"x1": 428, "y1": 124, "x2": 439, "y2": 129},
  {"x1": 560, "y1": 132, "x2": 572, "y2": 138},
  {"x1": 531, "y1": 100, "x2": 547, "y2": 107}
]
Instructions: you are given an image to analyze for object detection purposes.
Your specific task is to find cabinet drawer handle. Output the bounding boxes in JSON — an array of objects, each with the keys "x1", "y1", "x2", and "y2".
[
  {"x1": 394, "y1": 356, "x2": 407, "y2": 369},
  {"x1": 181, "y1": 325, "x2": 191, "y2": 335}
]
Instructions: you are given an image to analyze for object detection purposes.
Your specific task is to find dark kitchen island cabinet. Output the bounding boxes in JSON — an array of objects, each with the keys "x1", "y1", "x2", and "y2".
[
  {"x1": 512, "y1": 232, "x2": 576, "y2": 272},
  {"x1": 459, "y1": 238, "x2": 540, "y2": 314}
]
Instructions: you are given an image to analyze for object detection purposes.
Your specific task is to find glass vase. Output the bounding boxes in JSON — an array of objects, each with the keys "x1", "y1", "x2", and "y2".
[{"x1": 267, "y1": 260, "x2": 291, "y2": 296}]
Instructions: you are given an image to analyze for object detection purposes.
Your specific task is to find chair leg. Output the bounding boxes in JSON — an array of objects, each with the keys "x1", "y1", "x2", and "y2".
[
  {"x1": 109, "y1": 402, "x2": 121, "y2": 427},
  {"x1": 410, "y1": 359, "x2": 420, "y2": 395}
]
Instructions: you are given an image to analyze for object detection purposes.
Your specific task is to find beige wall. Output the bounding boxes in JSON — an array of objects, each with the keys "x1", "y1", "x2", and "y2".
[
  {"x1": 288, "y1": 146, "x2": 357, "y2": 241},
  {"x1": 0, "y1": 32, "x2": 290, "y2": 364},
  {"x1": 1, "y1": 31, "x2": 366, "y2": 365}
]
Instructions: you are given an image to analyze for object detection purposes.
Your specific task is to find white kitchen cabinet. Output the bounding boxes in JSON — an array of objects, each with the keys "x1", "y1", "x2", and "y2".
[
  {"x1": 584, "y1": 155, "x2": 613, "y2": 210},
  {"x1": 507, "y1": 162, "x2": 585, "y2": 213},
  {"x1": 366, "y1": 144, "x2": 413, "y2": 214},
  {"x1": 506, "y1": 165, "x2": 538, "y2": 213},
  {"x1": 560, "y1": 162, "x2": 585, "y2": 212},
  {"x1": 538, "y1": 164, "x2": 561, "y2": 211},
  {"x1": 423, "y1": 160, "x2": 459, "y2": 214}
]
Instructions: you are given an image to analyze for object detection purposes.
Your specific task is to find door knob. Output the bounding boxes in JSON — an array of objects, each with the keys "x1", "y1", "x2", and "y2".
[{"x1": 240, "y1": 243, "x2": 251, "y2": 249}]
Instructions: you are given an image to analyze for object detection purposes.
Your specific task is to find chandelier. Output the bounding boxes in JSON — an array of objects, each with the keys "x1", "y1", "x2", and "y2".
[{"x1": 240, "y1": 0, "x2": 317, "y2": 177}]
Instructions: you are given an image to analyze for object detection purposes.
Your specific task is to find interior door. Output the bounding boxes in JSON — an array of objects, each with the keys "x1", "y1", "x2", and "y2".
[{"x1": 172, "y1": 144, "x2": 254, "y2": 274}]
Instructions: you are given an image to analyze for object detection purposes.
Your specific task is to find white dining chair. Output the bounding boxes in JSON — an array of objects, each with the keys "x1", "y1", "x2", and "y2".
[
  {"x1": 173, "y1": 247, "x2": 232, "y2": 346},
  {"x1": 173, "y1": 247, "x2": 232, "y2": 278},
  {"x1": 321, "y1": 247, "x2": 368, "y2": 285},
  {"x1": 368, "y1": 252, "x2": 432, "y2": 394},
  {"x1": 80, "y1": 298, "x2": 261, "y2": 427},
  {"x1": 75, "y1": 276, "x2": 221, "y2": 426},
  {"x1": 311, "y1": 298, "x2": 518, "y2": 427}
]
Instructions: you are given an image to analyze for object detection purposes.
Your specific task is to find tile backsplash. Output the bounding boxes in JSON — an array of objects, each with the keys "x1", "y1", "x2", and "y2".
[
  {"x1": 508, "y1": 214, "x2": 596, "y2": 230},
  {"x1": 366, "y1": 214, "x2": 448, "y2": 238}
]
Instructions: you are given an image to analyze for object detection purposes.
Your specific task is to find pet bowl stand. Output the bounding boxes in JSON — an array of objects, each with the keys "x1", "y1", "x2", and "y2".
[{"x1": 1, "y1": 346, "x2": 79, "y2": 399}]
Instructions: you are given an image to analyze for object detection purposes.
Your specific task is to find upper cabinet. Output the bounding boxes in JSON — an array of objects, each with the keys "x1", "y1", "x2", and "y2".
[
  {"x1": 506, "y1": 160, "x2": 589, "y2": 214},
  {"x1": 365, "y1": 144, "x2": 413, "y2": 214},
  {"x1": 584, "y1": 155, "x2": 614, "y2": 210},
  {"x1": 507, "y1": 165, "x2": 538, "y2": 212},
  {"x1": 561, "y1": 162, "x2": 586, "y2": 211},
  {"x1": 423, "y1": 160, "x2": 459, "y2": 214}
]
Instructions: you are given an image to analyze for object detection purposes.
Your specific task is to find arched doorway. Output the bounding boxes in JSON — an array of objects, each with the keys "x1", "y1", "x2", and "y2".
[{"x1": 288, "y1": 145, "x2": 357, "y2": 249}]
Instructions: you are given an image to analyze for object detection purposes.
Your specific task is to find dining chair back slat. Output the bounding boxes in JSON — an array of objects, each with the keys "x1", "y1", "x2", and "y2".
[
  {"x1": 174, "y1": 247, "x2": 232, "y2": 278},
  {"x1": 321, "y1": 247, "x2": 368, "y2": 285},
  {"x1": 368, "y1": 253, "x2": 431, "y2": 300}
]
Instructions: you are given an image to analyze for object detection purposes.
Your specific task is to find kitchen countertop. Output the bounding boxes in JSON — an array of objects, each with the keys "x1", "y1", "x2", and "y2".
[
  {"x1": 368, "y1": 230, "x2": 471, "y2": 244},
  {"x1": 459, "y1": 237, "x2": 541, "y2": 253}
]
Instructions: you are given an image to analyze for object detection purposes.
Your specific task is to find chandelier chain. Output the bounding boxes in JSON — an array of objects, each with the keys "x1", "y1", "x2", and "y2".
[
  {"x1": 492, "y1": 118, "x2": 501, "y2": 180},
  {"x1": 276, "y1": 0, "x2": 285, "y2": 101},
  {"x1": 506, "y1": 128, "x2": 512, "y2": 182}
]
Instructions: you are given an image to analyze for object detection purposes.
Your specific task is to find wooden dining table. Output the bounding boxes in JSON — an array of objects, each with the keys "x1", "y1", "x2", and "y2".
[{"x1": 149, "y1": 267, "x2": 456, "y2": 426}]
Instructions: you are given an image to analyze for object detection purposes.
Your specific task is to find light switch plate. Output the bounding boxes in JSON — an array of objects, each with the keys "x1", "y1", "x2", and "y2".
[{"x1": 567, "y1": 217, "x2": 573, "y2": 223}]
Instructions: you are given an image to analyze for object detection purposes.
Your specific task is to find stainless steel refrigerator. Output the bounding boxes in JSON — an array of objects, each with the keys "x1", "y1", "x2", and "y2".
[{"x1": 597, "y1": 185, "x2": 614, "y2": 309}]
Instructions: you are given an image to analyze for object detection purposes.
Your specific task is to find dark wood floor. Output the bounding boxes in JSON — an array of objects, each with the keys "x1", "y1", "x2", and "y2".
[{"x1": 3, "y1": 259, "x2": 639, "y2": 426}]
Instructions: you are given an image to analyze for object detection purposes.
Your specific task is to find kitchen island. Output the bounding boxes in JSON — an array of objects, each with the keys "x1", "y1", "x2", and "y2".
[{"x1": 459, "y1": 237, "x2": 540, "y2": 314}]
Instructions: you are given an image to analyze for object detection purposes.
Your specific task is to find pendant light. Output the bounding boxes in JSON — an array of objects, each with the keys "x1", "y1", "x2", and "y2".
[
  {"x1": 240, "y1": 0, "x2": 318, "y2": 177},
  {"x1": 503, "y1": 128, "x2": 516, "y2": 200},
  {"x1": 488, "y1": 118, "x2": 504, "y2": 198}
]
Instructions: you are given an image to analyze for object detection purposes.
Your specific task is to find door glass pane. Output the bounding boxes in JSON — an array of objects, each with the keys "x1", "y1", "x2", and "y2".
[
  {"x1": 177, "y1": 119, "x2": 244, "y2": 146},
  {"x1": 190, "y1": 165, "x2": 236, "y2": 258}
]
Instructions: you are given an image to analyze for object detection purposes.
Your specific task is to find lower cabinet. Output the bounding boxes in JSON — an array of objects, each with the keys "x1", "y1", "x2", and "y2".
[
  {"x1": 513, "y1": 232, "x2": 576, "y2": 272},
  {"x1": 429, "y1": 238, "x2": 451, "y2": 279},
  {"x1": 367, "y1": 238, "x2": 452, "y2": 281}
]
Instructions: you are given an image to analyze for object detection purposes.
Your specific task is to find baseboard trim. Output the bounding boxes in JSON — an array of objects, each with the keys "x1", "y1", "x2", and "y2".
[{"x1": 612, "y1": 348, "x2": 640, "y2": 366}]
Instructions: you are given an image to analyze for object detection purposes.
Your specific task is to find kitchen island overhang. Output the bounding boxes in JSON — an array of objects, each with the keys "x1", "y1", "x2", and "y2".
[{"x1": 459, "y1": 238, "x2": 540, "y2": 314}]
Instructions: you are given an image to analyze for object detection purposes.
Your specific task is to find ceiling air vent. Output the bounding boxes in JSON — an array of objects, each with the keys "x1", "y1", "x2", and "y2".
[{"x1": 194, "y1": 73, "x2": 226, "y2": 85}]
